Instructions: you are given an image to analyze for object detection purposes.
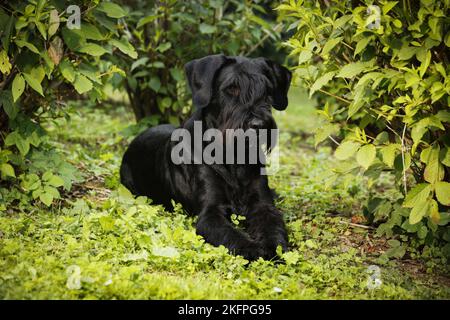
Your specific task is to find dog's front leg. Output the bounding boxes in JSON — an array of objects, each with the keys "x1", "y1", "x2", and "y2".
[
  {"x1": 246, "y1": 204, "x2": 288, "y2": 259},
  {"x1": 196, "y1": 206, "x2": 264, "y2": 260}
]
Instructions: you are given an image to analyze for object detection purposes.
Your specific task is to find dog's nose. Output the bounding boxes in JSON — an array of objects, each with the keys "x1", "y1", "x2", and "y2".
[{"x1": 248, "y1": 119, "x2": 265, "y2": 130}]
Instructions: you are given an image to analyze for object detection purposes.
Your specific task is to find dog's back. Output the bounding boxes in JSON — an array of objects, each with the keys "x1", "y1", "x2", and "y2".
[{"x1": 120, "y1": 124, "x2": 175, "y2": 204}]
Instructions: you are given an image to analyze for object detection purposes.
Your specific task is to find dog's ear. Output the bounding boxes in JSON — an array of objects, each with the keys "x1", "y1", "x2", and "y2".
[
  {"x1": 264, "y1": 59, "x2": 292, "y2": 111},
  {"x1": 184, "y1": 54, "x2": 228, "y2": 109}
]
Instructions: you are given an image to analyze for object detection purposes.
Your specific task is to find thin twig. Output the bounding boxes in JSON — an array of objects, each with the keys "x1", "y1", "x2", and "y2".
[
  {"x1": 318, "y1": 88, "x2": 351, "y2": 104},
  {"x1": 401, "y1": 123, "x2": 408, "y2": 195},
  {"x1": 328, "y1": 135, "x2": 340, "y2": 146},
  {"x1": 339, "y1": 220, "x2": 375, "y2": 230}
]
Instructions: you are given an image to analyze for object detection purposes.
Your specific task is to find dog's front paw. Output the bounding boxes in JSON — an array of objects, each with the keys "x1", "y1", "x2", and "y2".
[
  {"x1": 232, "y1": 241, "x2": 265, "y2": 261},
  {"x1": 261, "y1": 236, "x2": 288, "y2": 260}
]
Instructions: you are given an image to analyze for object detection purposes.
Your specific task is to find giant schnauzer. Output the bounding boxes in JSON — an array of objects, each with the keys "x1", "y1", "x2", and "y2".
[{"x1": 120, "y1": 54, "x2": 292, "y2": 260}]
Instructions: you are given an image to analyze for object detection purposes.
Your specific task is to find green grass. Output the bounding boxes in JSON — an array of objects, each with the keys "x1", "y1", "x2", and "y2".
[{"x1": 0, "y1": 91, "x2": 449, "y2": 299}]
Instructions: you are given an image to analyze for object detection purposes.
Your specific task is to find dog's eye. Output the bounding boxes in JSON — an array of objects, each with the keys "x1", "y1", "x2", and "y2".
[{"x1": 225, "y1": 85, "x2": 240, "y2": 97}]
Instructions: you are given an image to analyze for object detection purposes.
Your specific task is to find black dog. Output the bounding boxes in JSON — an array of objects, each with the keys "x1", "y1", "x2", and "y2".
[{"x1": 120, "y1": 54, "x2": 291, "y2": 260}]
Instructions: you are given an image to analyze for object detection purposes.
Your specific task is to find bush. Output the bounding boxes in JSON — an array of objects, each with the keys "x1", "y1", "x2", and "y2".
[
  {"x1": 111, "y1": 0, "x2": 284, "y2": 124},
  {"x1": 0, "y1": 0, "x2": 131, "y2": 207},
  {"x1": 278, "y1": 0, "x2": 450, "y2": 250}
]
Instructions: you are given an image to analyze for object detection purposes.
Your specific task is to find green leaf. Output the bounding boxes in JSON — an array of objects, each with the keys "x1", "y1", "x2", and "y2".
[
  {"x1": 403, "y1": 183, "x2": 432, "y2": 208},
  {"x1": 4, "y1": 131, "x2": 19, "y2": 146},
  {"x1": 334, "y1": 141, "x2": 360, "y2": 160},
  {"x1": 150, "y1": 61, "x2": 165, "y2": 68},
  {"x1": 30, "y1": 66, "x2": 45, "y2": 83},
  {"x1": 137, "y1": 15, "x2": 158, "y2": 29},
  {"x1": 282, "y1": 251, "x2": 300, "y2": 265},
  {"x1": 109, "y1": 65, "x2": 126, "y2": 77},
  {"x1": 77, "y1": 24, "x2": 104, "y2": 41},
  {"x1": 445, "y1": 32, "x2": 450, "y2": 47},
  {"x1": 62, "y1": 27, "x2": 85, "y2": 51},
  {"x1": 148, "y1": 76, "x2": 161, "y2": 92},
  {"x1": 117, "y1": 184, "x2": 134, "y2": 204},
  {"x1": 199, "y1": 23, "x2": 217, "y2": 34},
  {"x1": 5, "y1": 131, "x2": 30, "y2": 156},
  {"x1": 411, "y1": 121, "x2": 427, "y2": 145},
  {"x1": 382, "y1": 1, "x2": 398, "y2": 15},
  {"x1": 435, "y1": 181, "x2": 450, "y2": 206},
  {"x1": 21, "y1": 173, "x2": 41, "y2": 191},
  {"x1": 436, "y1": 110, "x2": 450, "y2": 123},
  {"x1": 78, "y1": 43, "x2": 108, "y2": 57},
  {"x1": 440, "y1": 147, "x2": 450, "y2": 167},
  {"x1": 39, "y1": 192, "x2": 54, "y2": 206},
  {"x1": 347, "y1": 99, "x2": 364, "y2": 118},
  {"x1": 42, "y1": 171, "x2": 52, "y2": 181},
  {"x1": 15, "y1": 40, "x2": 40, "y2": 54},
  {"x1": 0, "y1": 91, "x2": 18, "y2": 119},
  {"x1": 47, "y1": 175, "x2": 65, "y2": 187},
  {"x1": 387, "y1": 239, "x2": 400, "y2": 248},
  {"x1": 298, "y1": 50, "x2": 312, "y2": 64},
  {"x1": 131, "y1": 57, "x2": 149, "y2": 71},
  {"x1": 156, "y1": 42, "x2": 171, "y2": 53},
  {"x1": 409, "y1": 199, "x2": 430, "y2": 225},
  {"x1": 310, "y1": 72, "x2": 335, "y2": 97},
  {"x1": 160, "y1": 97, "x2": 172, "y2": 110},
  {"x1": 73, "y1": 74, "x2": 93, "y2": 94},
  {"x1": 43, "y1": 185, "x2": 60, "y2": 199},
  {"x1": 12, "y1": 74, "x2": 25, "y2": 102},
  {"x1": 356, "y1": 144, "x2": 376, "y2": 169},
  {"x1": 0, "y1": 163, "x2": 15, "y2": 178},
  {"x1": 35, "y1": 21, "x2": 47, "y2": 40},
  {"x1": 322, "y1": 37, "x2": 342, "y2": 55},
  {"x1": 428, "y1": 16, "x2": 442, "y2": 41},
  {"x1": 385, "y1": 242, "x2": 406, "y2": 258},
  {"x1": 397, "y1": 46, "x2": 417, "y2": 60},
  {"x1": 79, "y1": 69, "x2": 101, "y2": 84},
  {"x1": 48, "y1": 9, "x2": 60, "y2": 38},
  {"x1": 16, "y1": 136, "x2": 30, "y2": 156},
  {"x1": 59, "y1": 60, "x2": 76, "y2": 83},
  {"x1": 392, "y1": 19, "x2": 402, "y2": 29},
  {"x1": 429, "y1": 199, "x2": 440, "y2": 224},
  {"x1": 380, "y1": 144, "x2": 398, "y2": 168},
  {"x1": 423, "y1": 145, "x2": 444, "y2": 184},
  {"x1": 109, "y1": 39, "x2": 137, "y2": 59},
  {"x1": 96, "y1": 2, "x2": 127, "y2": 18},
  {"x1": 394, "y1": 153, "x2": 411, "y2": 172},
  {"x1": 354, "y1": 37, "x2": 372, "y2": 56},
  {"x1": 23, "y1": 72, "x2": 44, "y2": 96},
  {"x1": 99, "y1": 216, "x2": 115, "y2": 232},
  {"x1": 337, "y1": 61, "x2": 373, "y2": 78},
  {"x1": 169, "y1": 68, "x2": 183, "y2": 82},
  {"x1": 0, "y1": 50, "x2": 12, "y2": 74},
  {"x1": 418, "y1": 50, "x2": 431, "y2": 78},
  {"x1": 374, "y1": 131, "x2": 389, "y2": 145}
]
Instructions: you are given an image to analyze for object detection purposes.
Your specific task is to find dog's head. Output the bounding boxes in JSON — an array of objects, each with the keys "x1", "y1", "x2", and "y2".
[{"x1": 184, "y1": 54, "x2": 292, "y2": 133}]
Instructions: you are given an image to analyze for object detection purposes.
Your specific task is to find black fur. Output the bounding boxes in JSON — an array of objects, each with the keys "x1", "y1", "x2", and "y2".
[{"x1": 120, "y1": 54, "x2": 292, "y2": 260}]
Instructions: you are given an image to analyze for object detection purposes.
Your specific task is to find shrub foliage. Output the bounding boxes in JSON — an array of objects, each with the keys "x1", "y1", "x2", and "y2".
[
  {"x1": 0, "y1": 0, "x2": 130, "y2": 207},
  {"x1": 279, "y1": 0, "x2": 450, "y2": 248}
]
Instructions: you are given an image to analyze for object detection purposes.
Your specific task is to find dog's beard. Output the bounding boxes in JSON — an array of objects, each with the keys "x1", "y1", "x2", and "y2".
[{"x1": 215, "y1": 110, "x2": 277, "y2": 165}]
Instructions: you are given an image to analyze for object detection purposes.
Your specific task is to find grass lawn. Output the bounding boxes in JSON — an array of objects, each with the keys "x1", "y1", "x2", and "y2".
[{"x1": 0, "y1": 87, "x2": 449, "y2": 299}]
